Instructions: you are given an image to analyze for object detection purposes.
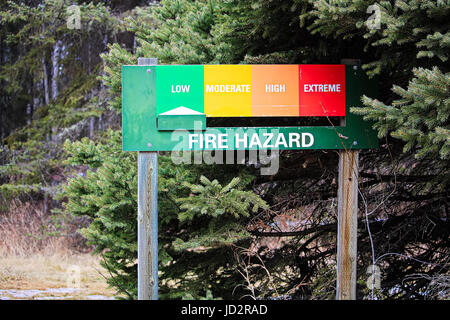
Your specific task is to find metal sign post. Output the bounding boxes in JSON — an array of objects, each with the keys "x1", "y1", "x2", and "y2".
[{"x1": 137, "y1": 57, "x2": 158, "y2": 300}]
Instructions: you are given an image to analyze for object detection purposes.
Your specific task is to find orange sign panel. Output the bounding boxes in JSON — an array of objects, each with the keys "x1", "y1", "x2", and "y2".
[{"x1": 252, "y1": 65, "x2": 299, "y2": 116}]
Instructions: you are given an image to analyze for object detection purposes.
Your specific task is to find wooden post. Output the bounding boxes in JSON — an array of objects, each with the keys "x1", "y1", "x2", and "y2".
[
  {"x1": 336, "y1": 58, "x2": 360, "y2": 300},
  {"x1": 336, "y1": 149, "x2": 359, "y2": 299},
  {"x1": 336, "y1": 97, "x2": 359, "y2": 300},
  {"x1": 137, "y1": 57, "x2": 158, "y2": 300}
]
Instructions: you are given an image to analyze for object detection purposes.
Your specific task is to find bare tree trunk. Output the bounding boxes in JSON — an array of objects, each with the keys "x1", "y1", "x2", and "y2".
[
  {"x1": 88, "y1": 41, "x2": 91, "y2": 74},
  {"x1": 97, "y1": 34, "x2": 109, "y2": 132},
  {"x1": 33, "y1": 80, "x2": 40, "y2": 113},
  {"x1": 42, "y1": 56, "x2": 49, "y2": 105},
  {"x1": 51, "y1": 40, "x2": 62, "y2": 101},
  {"x1": 0, "y1": 35, "x2": 4, "y2": 139},
  {"x1": 26, "y1": 103, "x2": 31, "y2": 125},
  {"x1": 0, "y1": 114, "x2": 3, "y2": 139},
  {"x1": 100, "y1": 34, "x2": 108, "y2": 91},
  {"x1": 98, "y1": 114, "x2": 102, "y2": 131},
  {"x1": 43, "y1": 193, "x2": 48, "y2": 214},
  {"x1": 89, "y1": 117, "x2": 95, "y2": 138}
]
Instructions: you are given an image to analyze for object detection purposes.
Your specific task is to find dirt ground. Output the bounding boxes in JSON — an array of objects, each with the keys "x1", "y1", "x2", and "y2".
[{"x1": 0, "y1": 253, "x2": 117, "y2": 300}]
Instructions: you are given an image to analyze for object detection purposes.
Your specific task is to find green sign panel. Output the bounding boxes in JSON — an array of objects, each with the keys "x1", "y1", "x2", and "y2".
[
  {"x1": 122, "y1": 65, "x2": 378, "y2": 151},
  {"x1": 156, "y1": 65, "x2": 204, "y2": 115}
]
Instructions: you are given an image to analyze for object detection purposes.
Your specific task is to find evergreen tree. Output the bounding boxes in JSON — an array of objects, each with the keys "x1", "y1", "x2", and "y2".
[
  {"x1": 2, "y1": 0, "x2": 448, "y2": 300},
  {"x1": 308, "y1": 0, "x2": 450, "y2": 299},
  {"x1": 66, "y1": 0, "x2": 450, "y2": 299},
  {"x1": 0, "y1": 0, "x2": 119, "y2": 197},
  {"x1": 356, "y1": 67, "x2": 449, "y2": 160}
]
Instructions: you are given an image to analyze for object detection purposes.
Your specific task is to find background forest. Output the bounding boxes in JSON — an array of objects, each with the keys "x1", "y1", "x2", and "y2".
[{"x1": 0, "y1": 0, "x2": 448, "y2": 300}]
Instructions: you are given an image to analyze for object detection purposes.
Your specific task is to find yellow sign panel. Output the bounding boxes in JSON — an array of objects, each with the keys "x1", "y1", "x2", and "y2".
[{"x1": 204, "y1": 65, "x2": 252, "y2": 117}]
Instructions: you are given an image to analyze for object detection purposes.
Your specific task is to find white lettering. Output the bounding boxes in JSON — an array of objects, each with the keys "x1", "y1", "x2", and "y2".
[
  {"x1": 188, "y1": 134, "x2": 198, "y2": 148},
  {"x1": 302, "y1": 132, "x2": 314, "y2": 147},
  {"x1": 262, "y1": 133, "x2": 274, "y2": 148},
  {"x1": 171, "y1": 84, "x2": 190, "y2": 93},
  {"x1": 265, "y1": 84, "x2": 286, "y2": 93},
  {"x1": 204, "y1": 134, "x2": 217, "y2": 149},
  {"x1": 206, "y1": 84, "x2": 251, "y2": 93},
  {"x1": 190, "y1": 132, "x2": 314, "y2": 150},
  {"x1": 289, "y1": 132, "x2": 301, "y2": 148},
  {"x1": 218, "y1": 134, "x2": 227, "y2": 148},
  {"x1": 249, "y1": 134, "x2": 262, "y2": 148},
  {"x1": 274, "y1": 133, "x2": 288, "y2": 148},
  {"x1": 235, "y1": 133, "x2": 247, "y2": 148},
  {"x1": 304, "y1": 84, "x2": 341, "y2": 92}
]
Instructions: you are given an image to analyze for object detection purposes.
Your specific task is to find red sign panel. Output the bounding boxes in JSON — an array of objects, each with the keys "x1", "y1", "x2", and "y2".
[{"x1": 298, "y1": 65, "x2": 345, "y2": 117}]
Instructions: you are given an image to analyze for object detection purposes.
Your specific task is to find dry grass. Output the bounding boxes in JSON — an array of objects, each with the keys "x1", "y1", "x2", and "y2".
[
  {"x1": 0, "y1": 200, "x2": 79, "y2": 256},
  {"x1": 0, "y1": 252, "x2": 117, "y2": 299},
  {"x1": 0, "y1": 200, "x2": 117, "y2": 299}
]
